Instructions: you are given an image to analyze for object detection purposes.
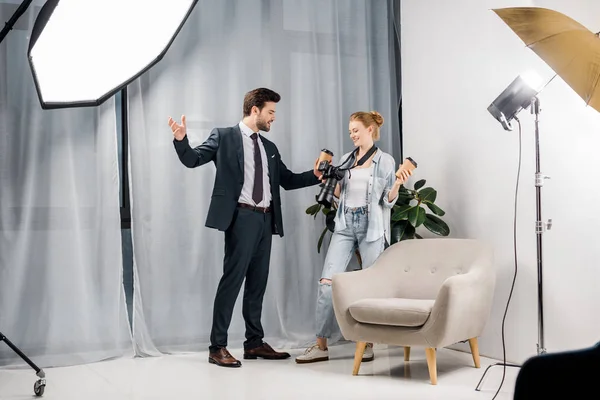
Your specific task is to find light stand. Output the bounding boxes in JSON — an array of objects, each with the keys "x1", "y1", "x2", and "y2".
[
  {"x1": 0, "y1": 331, "x2": 46, "y2": 396},
  {"x1": 2, "y1": 2, "x2": 48, "y2": 397},
  {"x1": 477, "y1": 76, "x2": 552, "y2": 392},
  {"x1": 0, "y1": 0, "x2": 34, "y2": 45},
  {"x1": 1, "y1": 1, "x2": 195, "y2": 398},
  {"x1": 532, "y1": 96, "x2": 551, "y2": 357}
]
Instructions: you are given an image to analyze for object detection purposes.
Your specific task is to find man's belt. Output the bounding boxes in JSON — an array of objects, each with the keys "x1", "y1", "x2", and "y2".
[{"x1": 237, "y1": 202, "x2": 271, "y2": 213}]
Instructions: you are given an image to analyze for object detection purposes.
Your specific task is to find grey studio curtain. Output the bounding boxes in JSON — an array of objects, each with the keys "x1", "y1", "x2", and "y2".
[
  {"x1": 0, "y1": 1, "x2": 132, "y2": 367},
  {"x1": 128, "y1": 0, "x2": 402, "y2": 355}
]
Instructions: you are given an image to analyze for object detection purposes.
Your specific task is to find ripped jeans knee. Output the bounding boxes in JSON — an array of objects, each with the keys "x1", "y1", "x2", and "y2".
[{"x1": 316, "y1": 278, "x2": 335, "y2": 338}]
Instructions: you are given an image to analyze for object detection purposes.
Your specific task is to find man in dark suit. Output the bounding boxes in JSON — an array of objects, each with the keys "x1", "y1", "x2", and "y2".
[{"x1": 168, "y1": 88, "x2": 321, "y2": 367}]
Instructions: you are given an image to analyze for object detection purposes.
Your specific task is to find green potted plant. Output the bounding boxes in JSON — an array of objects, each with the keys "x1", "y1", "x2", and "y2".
[{"x1": 390, "y1": 178, "x2": 450, "y2": 243}]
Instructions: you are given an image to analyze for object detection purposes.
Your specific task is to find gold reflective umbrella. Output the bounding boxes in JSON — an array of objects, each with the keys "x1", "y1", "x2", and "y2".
[{"x1": 493, "y1": 7, "x2": 600, "y2": 112}]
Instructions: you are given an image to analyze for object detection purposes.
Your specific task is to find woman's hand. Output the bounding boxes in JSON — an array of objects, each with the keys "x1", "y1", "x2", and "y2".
[
  {"x1": 388, "y1": 167, "x2": 412, "y2": 202},
  {"x1": 395, "y1": 169, "x2": 412, "y2": 185}
]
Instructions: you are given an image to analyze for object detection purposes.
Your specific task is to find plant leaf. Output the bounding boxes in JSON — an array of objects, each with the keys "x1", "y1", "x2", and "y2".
[
  {"x1": 416, "y1": 206, "x2": 427, "y2": 227},
  {"x1": 423, "y1": 214, "x2": 450, "y2": 236},
  {"x1": 415, "y1": 233, "x2": 423, "y2": 239},
  {"x1": 325, "y1": 210, "x2": 336, "y2": 232},
  {"x1": 418, "y1": 187, "x2": 437, "y2": 203},
  {"x1": 395, "y1": 194, "x2": 413, "y2": 206},
  {"x1": 404, "y1": 223, "x2": 416, "y2": 240},
  {"x1": 392, "y1": 205, "x2": 413, "y2": 221},
  {"x1": 408, "y1": 206, "x2": 426, "y2": 227},
  {"x1": 396, "y1": 187, "x2": 414, "y2": 203},
  {"x1": 313, "y1": 204, "x2": 323, "y2": 219},
  {"x1": 414, "y1": 179, "x2": 426, "y2": 190},
  {"x1": 424, "y1": 202, "x2": 445, "y2": 216},
  {"x1": 391, "y1": 220, "x2": 416, "y2": 243},
  {"x1": 391, "y1": 220, "x2": 408, "y2": 244},
  {"x1": 317, "y1": 226, "x2": 328, "y2": 253},
  {"x1": 306, "y1": 204, "x2": 319, "y2": 215}
]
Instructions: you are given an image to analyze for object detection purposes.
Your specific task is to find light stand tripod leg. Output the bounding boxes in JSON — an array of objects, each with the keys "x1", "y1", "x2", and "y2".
[
  {"x1": 475, "y1": 362, "x2": 522, "y2": 391},
  {"x1": 0, "y1": 332, "x2": 44, "y2": 376},
  {"x1": 0, "y1": 0, "x2": 35, "y2": 44},
  {"x1": 0, "y1": 331, "x2": 46, "y2": 396}
]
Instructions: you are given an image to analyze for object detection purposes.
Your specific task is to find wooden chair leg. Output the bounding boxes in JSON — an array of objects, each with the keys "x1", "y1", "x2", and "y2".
[
  {"x1": 469, "y1": 337, "x2": 481, "y2": 368},
  {"x1": 404, "y1": 346, "x2": 411, "y2": 362},
  {"x1": 425, "y1": 347, "x2": 437, "y2": 385},
  {"x1": 353, "y1": 342, "x2": 367, "y2": 375}
]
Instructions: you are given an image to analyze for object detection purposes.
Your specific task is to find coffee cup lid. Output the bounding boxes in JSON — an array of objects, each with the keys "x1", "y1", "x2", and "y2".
[{"x1": 405, "y1": 157, "x2": 417, "y2": 167}]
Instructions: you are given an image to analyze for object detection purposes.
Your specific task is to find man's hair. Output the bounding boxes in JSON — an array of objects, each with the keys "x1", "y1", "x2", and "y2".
[{"x1": 243, "y1": 88, "x2": 281, "y2": 117}]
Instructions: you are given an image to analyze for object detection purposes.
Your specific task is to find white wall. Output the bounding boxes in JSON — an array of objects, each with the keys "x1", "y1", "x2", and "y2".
[{"x1": 402, "y1": 0, "x2": 600, "y2": 364}]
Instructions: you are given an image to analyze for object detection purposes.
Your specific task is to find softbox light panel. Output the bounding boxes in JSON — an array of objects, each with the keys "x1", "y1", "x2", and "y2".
[{"x1": 27, "y1": 0, "x2": 198, "y2": 109}]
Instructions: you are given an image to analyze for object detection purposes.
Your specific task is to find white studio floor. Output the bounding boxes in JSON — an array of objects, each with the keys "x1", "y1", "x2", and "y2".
[{"x1": 0, "y1": 342, "x2": 518, "y2": 400}]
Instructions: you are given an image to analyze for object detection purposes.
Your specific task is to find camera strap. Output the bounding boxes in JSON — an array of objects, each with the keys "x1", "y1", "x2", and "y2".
[{"x1": 346, "y1": 145, "x2": 377, "y2": 178}]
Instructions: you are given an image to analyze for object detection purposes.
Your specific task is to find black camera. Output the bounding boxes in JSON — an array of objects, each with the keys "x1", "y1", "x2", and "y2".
[{"x1": 316, "y1": 149, "x2": 346, "y2": 208}]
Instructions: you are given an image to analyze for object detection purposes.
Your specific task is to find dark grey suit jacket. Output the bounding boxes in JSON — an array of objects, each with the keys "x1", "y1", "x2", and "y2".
[{"x1": 173, "y1": 124, "x2": 319, "y2": 236}]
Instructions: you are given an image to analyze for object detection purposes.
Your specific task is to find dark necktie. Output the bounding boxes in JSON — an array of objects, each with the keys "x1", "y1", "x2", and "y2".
[{"x1": 250, "y1": 133, "x2": 263, "y2": 204}]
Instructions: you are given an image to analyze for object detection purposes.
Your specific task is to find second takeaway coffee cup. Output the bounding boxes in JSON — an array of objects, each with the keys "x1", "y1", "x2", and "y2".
[{"x1": 396, "y1": 157, "x2": 417, "y2": 179}]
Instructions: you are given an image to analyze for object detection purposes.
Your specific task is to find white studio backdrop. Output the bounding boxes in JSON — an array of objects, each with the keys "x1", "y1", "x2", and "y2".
[
  {"x1": 402, "y1": 0, "x2": 600, "y2": 364},
  {"x1": 0, "y1": 1, "x2": 132, "y2": 367},
  {"x1": 128, "y1": 0, "x2": 402, "y2": 355}
]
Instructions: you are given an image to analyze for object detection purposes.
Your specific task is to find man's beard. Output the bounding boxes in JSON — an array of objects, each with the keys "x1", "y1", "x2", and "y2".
[{"x1": 256, "y1": 117, "x2": 270, "y2": 132}]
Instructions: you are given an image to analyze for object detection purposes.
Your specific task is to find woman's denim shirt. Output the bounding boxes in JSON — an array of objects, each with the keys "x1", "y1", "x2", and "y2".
[{"x1": 333, "y1": 149, "x2": 398, "y2": 243}]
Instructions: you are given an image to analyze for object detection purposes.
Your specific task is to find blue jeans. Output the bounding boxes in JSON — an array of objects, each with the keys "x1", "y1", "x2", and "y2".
[{"x1": 315, "y1": 206, "x2": 385, "y2": 339}]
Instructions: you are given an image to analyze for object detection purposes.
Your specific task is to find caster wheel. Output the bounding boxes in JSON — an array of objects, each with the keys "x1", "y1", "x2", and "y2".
[{"x1": 34, "y1": 379, "x2": 45, "y2": 397}]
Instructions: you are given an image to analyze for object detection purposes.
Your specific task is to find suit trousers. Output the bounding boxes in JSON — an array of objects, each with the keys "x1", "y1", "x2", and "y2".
[{"x1": 209, "y1": 206, "x2": 272, "y2": 352}]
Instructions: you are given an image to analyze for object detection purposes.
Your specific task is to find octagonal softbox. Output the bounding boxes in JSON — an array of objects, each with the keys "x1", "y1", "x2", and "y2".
[{"x1": 27, "y1": 0, "x2": 198, "y2": 109}]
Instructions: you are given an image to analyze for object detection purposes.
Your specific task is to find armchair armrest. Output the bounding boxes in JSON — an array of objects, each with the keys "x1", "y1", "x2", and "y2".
[{"x1": 420, "y1": 269, "x2": 495, "y2": 348}]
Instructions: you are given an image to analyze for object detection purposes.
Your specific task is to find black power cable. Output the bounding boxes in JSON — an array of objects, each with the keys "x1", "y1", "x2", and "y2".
[{"x1": 490, "y1": 116, "x2": 522, "y2": 400}]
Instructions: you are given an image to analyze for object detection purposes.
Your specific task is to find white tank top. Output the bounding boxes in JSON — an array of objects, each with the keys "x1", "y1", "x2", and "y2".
[{"x1": 345, "y1": 167, "x2": 371, "y2": 207}]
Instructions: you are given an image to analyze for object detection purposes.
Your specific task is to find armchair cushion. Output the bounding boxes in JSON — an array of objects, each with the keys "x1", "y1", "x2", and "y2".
[{"x1": 349, "y1": 298, "x2": 435, "y2": 327}]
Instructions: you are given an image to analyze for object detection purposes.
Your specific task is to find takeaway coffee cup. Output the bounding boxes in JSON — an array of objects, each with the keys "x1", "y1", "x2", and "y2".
[
  {"x1": 318, "y1": 149, "x2": 334, "y2": 165},
  {"x1": 396, "y1": 157, "x2": 417, "y2": 179}
]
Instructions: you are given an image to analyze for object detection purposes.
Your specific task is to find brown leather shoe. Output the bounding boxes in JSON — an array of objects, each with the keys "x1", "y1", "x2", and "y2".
[
  {"x1": 243, "y1": 342, "x2": 290, "y2": 360},
  {"x1": 208, "y1": 347, "x2": 241, "y2": 367}
]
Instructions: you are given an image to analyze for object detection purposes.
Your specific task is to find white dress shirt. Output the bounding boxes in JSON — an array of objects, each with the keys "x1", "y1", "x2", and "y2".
[{"x1": 237, "y1": 121, "x2": 271, "y2": 208}]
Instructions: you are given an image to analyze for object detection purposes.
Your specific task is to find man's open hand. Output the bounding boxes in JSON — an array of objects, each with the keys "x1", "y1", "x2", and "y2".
[{"x1": 168, "y1": 115, "x2": 187, "y2": 141}]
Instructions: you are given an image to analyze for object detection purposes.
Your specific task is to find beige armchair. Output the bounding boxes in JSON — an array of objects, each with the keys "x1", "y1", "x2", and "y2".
[{"x1": 331, "y1": 238, "x2": 495, "y2": 385}]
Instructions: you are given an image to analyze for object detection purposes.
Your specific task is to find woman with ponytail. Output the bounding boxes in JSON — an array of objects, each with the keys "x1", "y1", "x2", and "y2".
[{"x1": 296, "y1": 111, "x2": 412, "y2": 364}]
